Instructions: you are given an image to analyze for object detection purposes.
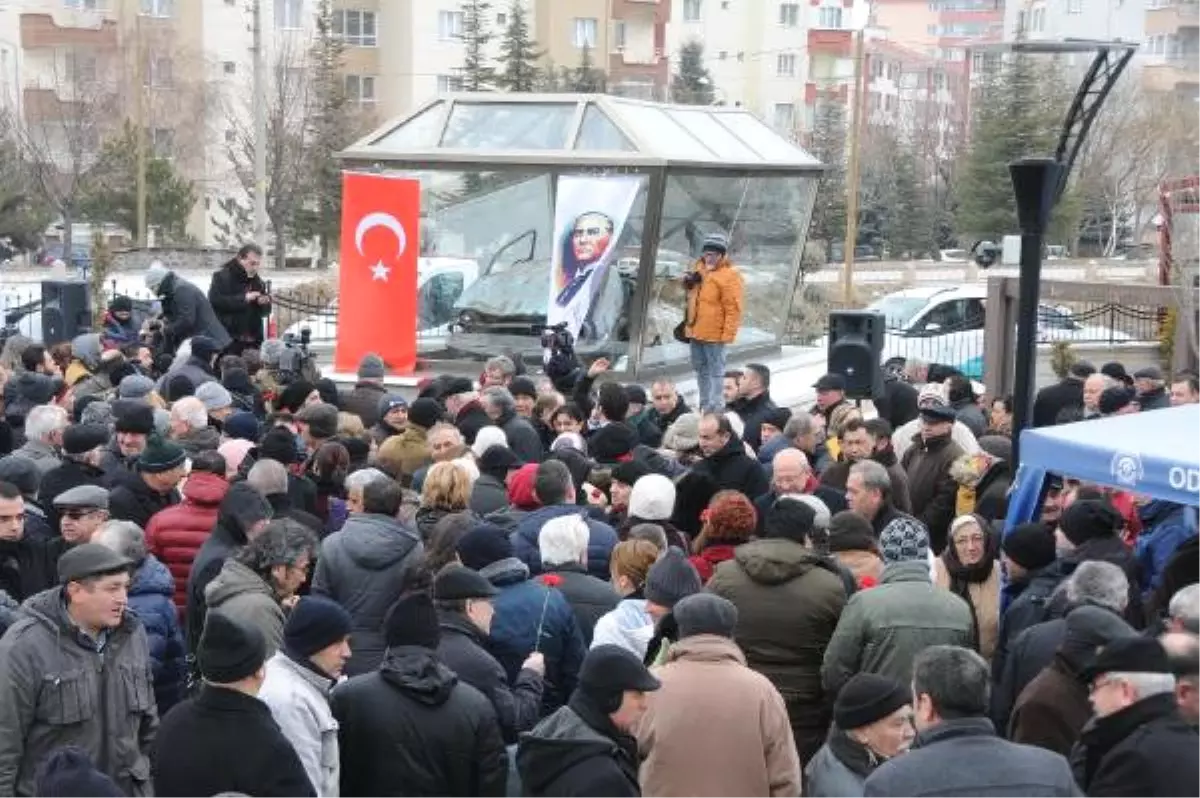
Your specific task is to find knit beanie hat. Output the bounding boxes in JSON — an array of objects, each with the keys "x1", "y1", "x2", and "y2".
[
  {"x1": 610, "y1": 460, "x2": 650, "y2": 489},
  {"x1": 35, "y1": 747, "x2": 122, "y2": 797},
  {"x1": 644, "y1": 548, "x2": 702, "y2": 609},
  {"x1": 166, "y1": 374, "x2": 195, "y2": 402},
  {"x1": 407, "y1": 397, "x2": 443, "y2": 431},
  {"x1": 384, "y1": 591, "x2": 441, "y2": 649},
  {"x1": 674, "y1": 593, "x2": 738, "y2": 639},
  {"x1": 827, "y1": 510, "x2": 877, "y2": 553},
  {"x1": 284, "y1": 597, "x2": 353, "y2": 659},
  {"x1": 223, "y1": 411, "x2": 259, "y2": 442},
  {"x1": 628, "y1": 474, "x2": 676, "y2": 521},
  {"x1": 506, "y1": 463, "x2": 541, "y2": 511},
  {"x1": 456, "y1": 524, "x2": 514, "y2": 570},
  {"x1": 1061, "y1": 605, "x2": 1135, "y2": 673},
  {"x1": 479, "y1": 446, "x2": 523, "y2": 480},
  {"x1": 259, "y1": 425, "x2": 301, "y2": 464},
  {"x1": 114, "y1": 402, "x2": 155, "y2": 435},
  {"x1": 79, "y1": 400, "x2": 114, "y2": 429},
  {"x1": 117, "y1": 374, "x2": 155, "y2": 401},
  {"x1": 136, "y1": 434, "x2": 187, "y2": 474},
  {"x1": 663, "y1": 413, "x2": 700, "y2": 452},
  {"x1": 357, "y1": 353, "x2": 386, "y2": 380},
  {"x1": 1001, "y1": 522, "x2": 1057, "y2": 571},
  {"x1": 1060, "y1": 499, "x2": 1120, "y2": 547},
  {"x1": 109, "y1": 295, "x2": 133, "y2": 314},
  {"x1": 880, "y1": 516, "x2": 929, "y2": 563},
  {"x1": 509, "y1": 376, "x2": 537, "y2": 399},
  {"x1": 62, "y1": 424, "x2": 111, "y2": 455},
  {"x1": 196, "y1": 382, "x2": 233, "y2": 413},
  {"x1": 833, "y1": 673, "x2": 911, "y2": 730},
  {"x1": 471, "y1": 425, "x2": 508, "y2": 459},
  {"x1": 199, "y1": 611, "x2": 267, "y2": 683}
]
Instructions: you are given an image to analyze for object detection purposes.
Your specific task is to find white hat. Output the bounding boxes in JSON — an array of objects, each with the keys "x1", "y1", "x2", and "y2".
[
  {"x1": 628, "y1": 473, "x2": 676, "y2": 521},
  {"x1": 471, "y1": 425, "x2": 508, "y2": 459}
]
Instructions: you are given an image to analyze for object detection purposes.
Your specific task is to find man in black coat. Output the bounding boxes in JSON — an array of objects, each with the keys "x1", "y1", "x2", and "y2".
[
  {"x1": 993, "y1": 522, "x2": 1062, "y2": 683},
  {"x1": 482, "y1": 386, "x2": 544, "y2": 464},
  {"x1": 332, "y1": 591, "x2": 509, "y2": 797},
  {"x1": 1032, "y1": 360, "x2": 1094, "y2": 428},
  {"x1": 539, "y1": 516, "x2": 620, "y2": 644},
  {"x1": 108, "y1": 436, "x2": 185, "y2": 529},
  {"x1": 145, "y1": 264, "x2": 232, "y2": 352},
  {"x1": 873, "y1": 372, "x2": 919, "y2": 431},
  {"x1": 1074, "y1": 637, "x2": 1199, "y2": 797},
  {"x1": 434, "y1": 564, "x2": 545, "y2": 744},
  {"x1": 208, "y1": 244, "x2": 270, "y2": 356},
  {"x1": 37, "y1": 424, "x2": 111, "y2": 533},
  {"x1": 518, "y1": 645, "x2": 661, "y2": 797},
  {"x1": 693, "y1": 413, "x2": 769, "y2": 500},
  {"x1": 646, "y1": 378, "x2": 691, "y2": 439},
  {"x1": 153, "y1": 612, "x2": 316, "y2": 797},
  {"x1": 726, "y1": 362, "x2": 777, "y2": 451}
]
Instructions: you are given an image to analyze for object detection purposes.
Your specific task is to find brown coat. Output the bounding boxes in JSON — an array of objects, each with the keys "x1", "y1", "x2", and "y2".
[
  {"x1": 933, "y1": 558, "x2": 1001, "y2": 661},
  {"x1": 1008, "y1": 656, "x2": 1091, "y2": 757},
  {"x1": 376, "y1": 424, "x2": 430, "y2": 487},
  {"x1": 684, "y1": 259, "x2": 744, "y2": 344},
  {"x1": 637, "y1": 635, "x2": 801, "y2": 797}
]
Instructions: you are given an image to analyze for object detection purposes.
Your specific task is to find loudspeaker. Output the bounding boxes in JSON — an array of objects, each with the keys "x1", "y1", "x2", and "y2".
[
  {"x1": 41, "y1": 280, "x2": 91, "y2": 345},
  {"x1": 827, "y1": 310, "x2": 885, "y2": 399}
]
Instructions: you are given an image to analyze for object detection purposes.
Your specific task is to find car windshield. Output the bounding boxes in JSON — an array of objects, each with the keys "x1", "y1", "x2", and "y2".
[{"x1": 868, "y1": 295, "x2": 930, "y2": 329}]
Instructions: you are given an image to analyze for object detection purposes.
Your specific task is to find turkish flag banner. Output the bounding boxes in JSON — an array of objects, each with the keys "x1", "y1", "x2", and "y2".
[{"x1": 335, "y1": 172, "x2": 421, "y2": 374}]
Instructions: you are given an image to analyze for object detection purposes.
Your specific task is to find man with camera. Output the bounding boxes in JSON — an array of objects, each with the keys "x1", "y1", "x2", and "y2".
[{"x1": 210, "y1": 244, "x2": 271, "y2": 356}]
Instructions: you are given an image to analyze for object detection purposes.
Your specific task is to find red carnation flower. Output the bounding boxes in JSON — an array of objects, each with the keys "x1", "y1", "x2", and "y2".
[
  {"x1": 540, "y1": 574, "x2": 564, "y2": 588},
  {"x1": 858, "y1": 575, "x2": 879, "y2": 589}
]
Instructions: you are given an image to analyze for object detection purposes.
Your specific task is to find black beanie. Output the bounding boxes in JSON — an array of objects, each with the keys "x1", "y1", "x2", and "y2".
[
  {"x1": 35, "y1": 747, "x2": 122, "y2": 797},
  {"x1": 108, "y1": 295, "x2": 133, "y2": 315},
  {"x1": 285, "y1": 596, "x2": 353, "y2": 659},
  {"x1": 407, "y1": 397, "x2": 444, "y2": 431},
  {"x1": 589, "y1": 422, "x2": 638, "y2": 462},
  {"x1": 456, "y1": 524, "x2": 513, "y2": 570},
  {"x1": 384, "y1": 591, "x2": 440, "y2": 649},
  {"x1": 165, "y1": 374, "x2": 195, "y2": 402},
  {"x1": 199, "y1": 611, "x2": 267, "y2": 683},
  {"x1": 611, "y1": 460, "x2": 651, "y2": 488},
  {"x1": 1001, "y1": 522, "x2": 1058, "y2": 571},
  {"x1": 509, "y1": 376, "x2": 537, "y2": 399},
  {"x1": 644, "y1": 548, "x2": 702, "y2": 609},
  {"x1": 259, "y1": 426, "x2": 301, "y2": 464},
  {"x1": 114, "y1": 403, "x2": 155, "y2": 435},
  {"x1": 833, "y1": 673, "x2": 911, "y2": 730},
  {"x1": 1060, "y1": 499, "x2": 1121, "y2": 547},
  {"x1": 277, "y1": 381, "x2": 316, "y2": 414}
]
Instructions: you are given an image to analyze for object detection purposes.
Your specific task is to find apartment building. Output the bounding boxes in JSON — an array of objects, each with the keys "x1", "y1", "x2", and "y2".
[
  {"x1": 874, "y1": 0, "x2": 1003, "y2": 62},
  {"x1": 1142, "y1": 0, "x2": 1198, "y2": 99},
  {"x1": 866, "y1": 38, "x2": 967, "y2": 155}
]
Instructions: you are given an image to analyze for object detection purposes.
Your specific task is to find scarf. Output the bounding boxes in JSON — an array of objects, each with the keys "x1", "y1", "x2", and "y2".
[{"x1": 941, "y1": 513, "x2": 996, "y2": 652}]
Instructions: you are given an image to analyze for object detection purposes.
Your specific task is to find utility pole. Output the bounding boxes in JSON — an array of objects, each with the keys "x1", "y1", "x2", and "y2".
[
  {"x1": 841, "y1": 27, "x2": 868, "y2": 305},
  {"x1": 135, "y1": 12, "x2": 147, "y2": 247},
  {"x1": 252, "y1": 0, "x2": 267, "y2": 251}
]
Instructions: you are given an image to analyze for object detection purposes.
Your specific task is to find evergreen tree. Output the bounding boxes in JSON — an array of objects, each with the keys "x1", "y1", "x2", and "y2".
[
  {"x1": 566, "y1": 44, "x2": 605, "y2": 93},
  {"x1": 535, "y1": 58, "x2": 565, "y2": 92},
  {"x1": 887, "y1": 141, "x2": 935, "y2": 258},
  {"x1": 459, "y1": 0, "x2": 496, "y2": 91},
  {"x1": 496, "y1": 0, "x2": 541, "y2": 92},
  {"x1": 806, "y1": 93, "x2": 848, "y2": 261},
  {"x1": 671, "y1": 40, "x2": 715, "y2": 105}
]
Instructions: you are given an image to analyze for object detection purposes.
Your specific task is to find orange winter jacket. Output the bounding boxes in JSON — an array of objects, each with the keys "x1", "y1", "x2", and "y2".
[{"x1": 684, "y1": 259, "x2": 744, "y2": 344}]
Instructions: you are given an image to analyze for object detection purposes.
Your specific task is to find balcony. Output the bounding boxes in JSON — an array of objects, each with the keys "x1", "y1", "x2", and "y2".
[
  {"x1": 20, "y1": 12, "x2": 118, "y2": 50},
  {"x1": 808, "y1": 28, "x2": 853, "y2": 55},
  {"x1": 1146, "y1": 1, "x2": 1200, "y2": 35},
  {"x1": 612, "y1": 0, "x2": 670, "y2": 23}
]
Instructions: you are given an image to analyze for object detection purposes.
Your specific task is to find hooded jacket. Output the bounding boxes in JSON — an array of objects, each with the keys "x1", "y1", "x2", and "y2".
[
  {"x1": 517, "y1": 692, "x2": 641, "y2": 798},
  {"x1": 591, "y1": 597, "x2": 656, "y2": 659},
  {"x1": 146, "y1": 471, "x2": 229, "y2": 613},
  {"x1": 127, "y1": 555, "x2": 187, "y2": 714},
  {"x1": 0, "y1": 587, "x2": 158, "y2": 797},
  {"x1": 512, "y1": 505, "x2": 618, "y2": 580},
  {"x1": 258, "y1": 651, "x2": 340, "y2": 797},
  {"x1": 637, "y1": 635, "x2": 801, "y2": 797},
  {"x1": 204, "y1": 559, "x2": 285, "y2": 654},
  {"x1": 310, "y1": 512, "x2": 424, "y2": 677},
  {"x1": 331, "y1": 646, "x2": 508, "y2": 797},
  {"x1": 822, "y1": 560, "x2": 974, "y2": 696},
  {"x1": 707, "y1": 538, "x2": 848, "y2": 764}
]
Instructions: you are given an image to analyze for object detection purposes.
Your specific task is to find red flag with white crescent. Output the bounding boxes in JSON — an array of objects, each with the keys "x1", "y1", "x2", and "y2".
[{"x1": 335, "y1": 172, "x2": 420, "y2": 374}]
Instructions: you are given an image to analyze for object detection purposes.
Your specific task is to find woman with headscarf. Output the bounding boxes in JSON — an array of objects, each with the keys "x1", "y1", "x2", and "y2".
[{"x1": 933, "y1": 513, "x2": 1001, "y2": 660}]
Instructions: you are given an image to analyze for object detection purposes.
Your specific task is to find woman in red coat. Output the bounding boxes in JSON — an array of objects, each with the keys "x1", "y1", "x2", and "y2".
[{"x1": 689, "y1": 490, "x2": 757, "y2": 583}]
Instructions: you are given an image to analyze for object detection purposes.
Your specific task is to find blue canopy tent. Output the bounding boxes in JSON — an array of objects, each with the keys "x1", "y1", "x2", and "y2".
[{"x1": 1006, "y1": 405, "x2": 1200, "y2": 528}]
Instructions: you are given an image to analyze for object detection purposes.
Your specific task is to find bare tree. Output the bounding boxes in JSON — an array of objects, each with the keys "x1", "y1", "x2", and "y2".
[{"x1": 12, "y1": 44, "x2": 122, "y2": 257}]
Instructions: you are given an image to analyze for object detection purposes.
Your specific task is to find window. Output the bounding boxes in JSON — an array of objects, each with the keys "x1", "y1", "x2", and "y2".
[
  {"x1": 573, "y1": 17, "x2": 597, "y2": 48},
  {"x1": 437, "y1": 74, "x2": 464, "y2": 93},
  {"x1": 224, "y1": 128, "x2": 236, "y2": 143},
  {"x1": 275, "y1": 0, "x2": 302, "y2": 29},
  {"x1": 140, "y1": 0, "x2": 171, "y2": 17},
  {"x1": 333, "y1": 10, "x2": 378, "y2": 46},
  {"x1": 496, "y1": 11, "x2": 506, "y2": 25},
  {"x1": 67, "y1": 53, "x2": 96, "y2": 84},
  {"x1": 779, "y1": 2, "x2": 799, "y2": 25},
  {"x1": 772, "y1": 102, "x2": 795, "y2": 131},
  {"x1": 223, "y1": 61, "x2": 236, "y2": 75},
  {"x1": 344, "y1": 74, "x2": 376, "y2": 103},
  {"x1": 1067, "y1": 0, "x2": 1082, "y2": 12},
  {"x1": 683, "y1": 0, "x2": 703, "y2": 21},
  {"x1": 149, "y1": 127, "x2": 173, "y2": 156},
  {"x1": 871, "y1": 58, "x2": 883, "y2": 77},
  {"x1": 438, "y1": 10, "x2": 463, "y2": 39},
  {"x1": 613, "y1": 20, "x2": 626, "y2": 50},
  {"x1": 818, "y1": 6, "x2": 843, "y2": 27},
  {"x1": 147, "y1": 55, "x2": 171, "y2": 87},
  {"x1": 718, "y1": 49, "x2": 728, "y2": 59},
  {"x1": 777, "y1": 53, "x2": 796, "y2": 75},
  {"x1": 64, "y1": 0, "x2": 103, "y2": 9}
]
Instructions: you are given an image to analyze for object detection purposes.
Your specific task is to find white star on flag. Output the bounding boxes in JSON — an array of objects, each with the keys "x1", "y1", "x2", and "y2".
[{"x1": 370, "y1": 261, "x2": 391, "y2": 282}]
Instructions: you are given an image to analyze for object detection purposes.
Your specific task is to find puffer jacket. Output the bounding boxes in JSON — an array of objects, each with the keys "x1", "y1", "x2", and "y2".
[
  {"x1": 511, "y1": 504, "x2": 618, "y2": 580},
  {"x1": 480, "y1": 557, "x2": 586, "y2": 715},
  {"x1": 310, "y1": 512, "x2": 424, "y2": 676},
  {"x1": 684, "y1": 257, "x2": 744, "y2": 344},
  {"x1": 331, "y1": 646, "x2": 509, "y2": 797},
  {"x1": 591, "y1": 597, "x2": 655, "y2": 659},
  {"x1": 258, "y1": 651, "x2": 340, "y2": 797},
  {"x1": 0, "y1": 587, "x2": 157, "y2": 796},
  {"x1": 822, "y1": 561, "x2": 974, "y2": 696},
  {"x1": 127, "y1": 555, "x2": 187, "y2": 714},
  {"x1": 204, "y1": 559, "x2": 285, "y2": 654},
  {"x1": 707, "y1": 537, "x2": 848, "y2": 764},
  {"x1": 146, "y1": 471, "x2": 229, "y2": 614}
]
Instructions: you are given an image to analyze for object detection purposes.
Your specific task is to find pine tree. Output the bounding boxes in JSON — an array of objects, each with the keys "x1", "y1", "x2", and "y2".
[
  {"x1": 887, "y1": 141, "x2": 935, "y2": 258},
  {"x1": 496, "y1": 0, "x2": 541, "y2": 92},
  {"x1": 671, "y1": 40, "x2": 715, "y2": 105},
  {"x1": 535, "y1": 58, "x2": 565, "y2": 92},
  {"x1": 459, "y1": 0, "x2": 496, "y2": 91},
  {"x1": 806, "y1": 93, "x2": 848, "y2": 261},
  {"x1": 567, "y1": 44, "x2": 605, "y2": 93}
]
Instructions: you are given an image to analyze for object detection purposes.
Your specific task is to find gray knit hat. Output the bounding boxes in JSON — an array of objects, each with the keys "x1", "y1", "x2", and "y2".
[
  {"x1": 644, "y1": 548, "x2": 702, "y2": 609},
  {"x1": 358, "y1": 353, "x2": 386, "y2": 380},
  {"x1": 880, "y1": 516, "x2": 929, "y2": 564},
  {"x1": 675, "y1": 593, "x2": 738, "y2": 639},
  {"x1": 118, "y1": 374, "x2": 156, "y2": 400}
]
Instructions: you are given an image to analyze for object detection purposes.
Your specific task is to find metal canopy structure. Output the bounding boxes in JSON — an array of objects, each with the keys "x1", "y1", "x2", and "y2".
[{"x1": 341, "y1": 93, "x2": 824, "y2": 173}]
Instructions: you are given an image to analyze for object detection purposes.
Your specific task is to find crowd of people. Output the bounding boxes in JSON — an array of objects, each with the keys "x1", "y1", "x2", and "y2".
[{"x1": 0, "y1": 247, "x2": 1195, "y2": 797}]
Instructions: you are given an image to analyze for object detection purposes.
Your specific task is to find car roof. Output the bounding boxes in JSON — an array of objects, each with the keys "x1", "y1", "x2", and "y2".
[{"x1": 879, "y1": 284, "x2": 987, "y2": 302}]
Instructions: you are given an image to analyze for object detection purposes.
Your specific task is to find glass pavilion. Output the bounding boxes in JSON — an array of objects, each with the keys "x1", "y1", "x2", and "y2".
[{"x1": 338, "y1": 93, "x2": 825, "y2": 377}]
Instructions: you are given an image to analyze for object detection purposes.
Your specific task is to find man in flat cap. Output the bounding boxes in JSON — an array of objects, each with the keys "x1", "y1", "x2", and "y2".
[
  {"x1": 53, "y1": 485, "x2": 109, "y2": 545},
  {"x1": 37, "y1": 423, "x2": 110, "y2": 533},
  {"x1": 0, "y1": 543, "x2": 157, "y2": 796},
  {"x1": 1133, "y1": 365, "x2": 1171, "y2": 411}
]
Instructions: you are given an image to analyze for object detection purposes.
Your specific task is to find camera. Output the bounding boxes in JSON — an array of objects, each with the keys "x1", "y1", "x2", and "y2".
[
  {"x1": 682, "y1": 271, "x2": 703, "y2": 289},
  {"x1": 536, "y1": 322, "x2": 580, "y2": 392},
  {"x1": 970, "y1": 240, "x2": 1002, "y2": 269},
  {"x1": 278, "y1": 326, "x2": 319, "y2": 385}
]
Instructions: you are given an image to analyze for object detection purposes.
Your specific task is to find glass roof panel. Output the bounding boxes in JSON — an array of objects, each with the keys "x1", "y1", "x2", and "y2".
[
  {"x1": 666, "y1": 108, "x2": 764, "y2": 161},
  {"x1": 575, "y1": 104, "x2": 636, "y2": 152},
  {"x1": 441, "y1": 102, "x2": 576, "y2": 150},
  {"x1": 714, "y1": 113, "x2": 821, "y2": 165},
  {"x1": 372, "y1": 101, "x2": 445, "y2": 149},
  {"x1": 612, "y1": 102, "x2": 717, "y2": 161}
]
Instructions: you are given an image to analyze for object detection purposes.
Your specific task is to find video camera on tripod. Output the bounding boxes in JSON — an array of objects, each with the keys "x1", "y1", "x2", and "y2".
[
  {"x1": 278, "y1": 326, "x2": 320, "y2": 385},
  {"x1": 535, "y1": 321, "x2": 581, "y2": 393}
]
